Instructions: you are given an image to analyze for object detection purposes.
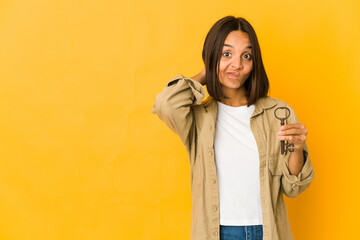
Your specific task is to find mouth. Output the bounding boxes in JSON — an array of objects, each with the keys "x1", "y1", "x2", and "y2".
[{"x1": 226, "y1": 72, "x2": 240, "y2": 78}]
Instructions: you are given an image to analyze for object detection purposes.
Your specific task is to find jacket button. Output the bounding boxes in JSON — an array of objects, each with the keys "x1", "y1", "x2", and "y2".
[
  {"x1": 212, "y1": 205, "x2": 217, "y2": 212},
  {"x1": 209, "y1": 151, "x2": 213, "y2": 156},
  {"x1": 211, "y1": 178, "x2": 216, "y2": 184},
  {"x1": 213, "y1": 231, "x2": 218, "y2": 236}
]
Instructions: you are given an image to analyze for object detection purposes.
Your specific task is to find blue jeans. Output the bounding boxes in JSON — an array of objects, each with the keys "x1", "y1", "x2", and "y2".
[{"x1": 220, "y1": 225, "x2": 263, "y2": 240}]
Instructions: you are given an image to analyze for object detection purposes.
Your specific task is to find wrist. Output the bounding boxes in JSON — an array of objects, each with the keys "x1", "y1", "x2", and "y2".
[{"x1": 191, "y1": 74, "x2": 205, "y2": 85}]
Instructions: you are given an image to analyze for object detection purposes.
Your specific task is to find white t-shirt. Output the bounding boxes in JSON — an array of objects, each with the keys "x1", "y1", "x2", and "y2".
[{"x1": 214, "y1": 101, "x2": 263, "y2": 226}]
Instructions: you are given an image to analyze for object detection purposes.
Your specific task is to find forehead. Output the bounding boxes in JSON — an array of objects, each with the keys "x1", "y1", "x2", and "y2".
[{"x1": 223, "y1": 31, "x2": 251, "y2": 47}]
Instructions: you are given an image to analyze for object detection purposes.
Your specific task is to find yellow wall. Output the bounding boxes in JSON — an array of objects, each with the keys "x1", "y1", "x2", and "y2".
[{"x1": 0, "y1": 0, "x2": 359, "y2": 239}]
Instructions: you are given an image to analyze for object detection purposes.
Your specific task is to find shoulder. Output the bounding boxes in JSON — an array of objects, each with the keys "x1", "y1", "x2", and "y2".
[
  {"x1": 263, "y1": 96, "x2": 300, "y2": 123},
  {"x1": 266, "y1": 96, "x2": 289, "y2": 106},
  {"x1": 259, "y1": 96, "x2": 296, "y2": 111}
]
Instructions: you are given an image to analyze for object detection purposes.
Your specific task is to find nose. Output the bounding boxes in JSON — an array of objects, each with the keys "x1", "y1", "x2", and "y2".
[{"x1": 231, "y1": 57, "x2": 243, "y2": 69}]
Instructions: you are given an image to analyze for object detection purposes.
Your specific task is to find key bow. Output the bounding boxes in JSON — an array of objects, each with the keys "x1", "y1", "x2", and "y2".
[{"x1": 274, "y1": 107, "x2": 294, "y2": 155}]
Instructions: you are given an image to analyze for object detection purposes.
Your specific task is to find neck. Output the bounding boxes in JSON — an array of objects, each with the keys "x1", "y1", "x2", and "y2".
[{"x1": 219, "y1": 87, "x2": 248, "y2": 107}]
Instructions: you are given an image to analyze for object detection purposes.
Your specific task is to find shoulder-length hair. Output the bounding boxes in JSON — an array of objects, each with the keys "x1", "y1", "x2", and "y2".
[{"x1": 202, "y1": 16, "x2": 269, "y2": 107}]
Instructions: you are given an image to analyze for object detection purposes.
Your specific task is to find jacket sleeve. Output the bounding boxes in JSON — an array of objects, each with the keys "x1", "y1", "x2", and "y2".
[
  {"x1": 151, "y1": 74, "x2": 207, "y2": 151},
  {"x1": 280, "y1": 103, "x2": 315, "y2": 198}
]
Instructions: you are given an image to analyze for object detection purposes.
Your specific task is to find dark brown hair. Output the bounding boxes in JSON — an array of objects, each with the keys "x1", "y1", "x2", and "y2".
[{"x1": 202, "y1": 16, "x2": 269, "y2": 107}]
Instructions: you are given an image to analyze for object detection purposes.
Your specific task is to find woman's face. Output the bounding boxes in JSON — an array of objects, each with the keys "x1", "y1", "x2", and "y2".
[{"x1": 218, "y1": 30, "x2": 253, "y2": 92}]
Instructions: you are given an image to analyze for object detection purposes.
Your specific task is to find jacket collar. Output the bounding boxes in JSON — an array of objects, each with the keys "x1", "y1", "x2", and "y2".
[{"x1": 203, "y1": 95, "x2": 277, "y2": 119}]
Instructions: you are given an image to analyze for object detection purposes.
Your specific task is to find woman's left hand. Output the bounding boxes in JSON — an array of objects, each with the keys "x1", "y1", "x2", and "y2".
[{"x1": 277, "y1": 123, "x2": 308, "y2": 151}]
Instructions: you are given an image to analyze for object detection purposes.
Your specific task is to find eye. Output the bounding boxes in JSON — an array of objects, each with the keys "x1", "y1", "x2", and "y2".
[
  {"x1": 243, "y1": 53, "x2": 252, "y2": 60},
  {"x1": 223, "y1": 52, "x2": 231, "y2": 57}
]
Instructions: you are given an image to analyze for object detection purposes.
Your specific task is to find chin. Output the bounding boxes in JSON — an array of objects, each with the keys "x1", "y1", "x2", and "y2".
[
  {"x1": 219, "y1": 76, "x2": 245, "y2": 88},
  {"x1": 226, "y1": 80, "x2": 243, "y2": 88},
  {"x1": 223, "y1": 83, "x2": 242, "y2": 89}
]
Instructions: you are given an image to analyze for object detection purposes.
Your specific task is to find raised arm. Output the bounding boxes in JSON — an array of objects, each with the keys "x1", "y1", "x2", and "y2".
[{"x1": 151, "y1": 70, "x2": 206, "y2": 155}]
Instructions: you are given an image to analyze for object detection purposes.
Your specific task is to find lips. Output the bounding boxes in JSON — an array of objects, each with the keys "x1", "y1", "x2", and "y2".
[{"x1": 226, "y1": 72, "x2": 240, "y2": 78}]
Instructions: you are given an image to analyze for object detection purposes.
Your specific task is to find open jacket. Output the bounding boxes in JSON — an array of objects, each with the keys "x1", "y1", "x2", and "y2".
[{"x1": 151, "y1": 74, "x2": 315, "y2": 240}]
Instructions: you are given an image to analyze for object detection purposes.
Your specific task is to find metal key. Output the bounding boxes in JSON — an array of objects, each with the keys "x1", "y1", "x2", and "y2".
[{"x1": 274, "y1": 107, "x2": 294, "y2": 155}]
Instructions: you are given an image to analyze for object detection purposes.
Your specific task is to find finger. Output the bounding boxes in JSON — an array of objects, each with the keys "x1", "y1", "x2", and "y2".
[
  {"x1": 279, "y1": 123, "x2": 304, "y2": 130},
  {"x1": 277, "y1": 135, "x2": 305, "y2": 143},
  {"x1": 278, "y1": 128, "x2": 306, "y2": 136},
  {"x1": 280, "y1": 123, "x2": 305, "y2": 131}
]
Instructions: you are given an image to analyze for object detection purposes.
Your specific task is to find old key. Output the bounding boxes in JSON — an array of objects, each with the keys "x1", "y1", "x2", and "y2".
[{"x1": 274, "y1": 107, "x2": 294, "y2": 155}]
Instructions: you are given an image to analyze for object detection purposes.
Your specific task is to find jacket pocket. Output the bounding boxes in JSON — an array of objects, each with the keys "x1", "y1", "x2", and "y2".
[{"x1": 267, "y1": 128, "x2": 284, "y2": 176}]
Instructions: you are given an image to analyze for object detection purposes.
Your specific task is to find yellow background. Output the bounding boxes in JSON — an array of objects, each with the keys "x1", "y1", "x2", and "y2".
[{"x1": 0, "y1": 0, "x2": 359, "y2": 239}]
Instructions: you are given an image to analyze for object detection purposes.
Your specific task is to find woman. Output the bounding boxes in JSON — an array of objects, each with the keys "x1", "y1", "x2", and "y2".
[{"x1": 151, "y1": 16, "x2": 314, "y2": 240}]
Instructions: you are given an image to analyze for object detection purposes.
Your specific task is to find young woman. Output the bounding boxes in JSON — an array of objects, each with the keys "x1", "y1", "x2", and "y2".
[{"x1": 151, "y1": 16, "x2": 314, "y2": 240}]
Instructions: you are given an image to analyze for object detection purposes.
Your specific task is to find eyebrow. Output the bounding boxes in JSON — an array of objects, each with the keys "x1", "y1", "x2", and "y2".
[{"x1": 223, "y1": 44, "x2": 252, "y2": 49}]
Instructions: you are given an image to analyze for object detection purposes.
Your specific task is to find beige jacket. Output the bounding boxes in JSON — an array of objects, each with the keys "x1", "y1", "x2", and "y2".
[{"x1": 151, "y1": 74, "x2": 315, "y2": 240}]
